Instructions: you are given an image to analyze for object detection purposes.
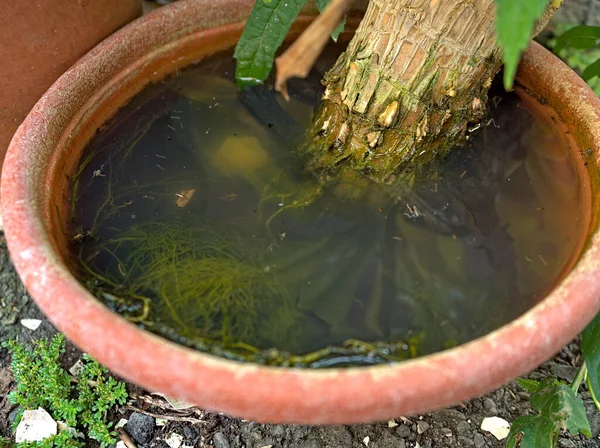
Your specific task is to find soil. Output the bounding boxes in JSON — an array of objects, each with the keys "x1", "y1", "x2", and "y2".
[{"x1": 1, "y1": 236, "x2": 599, "y2": 447}]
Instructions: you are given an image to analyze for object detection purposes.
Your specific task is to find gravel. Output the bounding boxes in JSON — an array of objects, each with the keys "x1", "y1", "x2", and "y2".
[{"x1": 126, "y1": 412, "x2": 156, "y2": 445}]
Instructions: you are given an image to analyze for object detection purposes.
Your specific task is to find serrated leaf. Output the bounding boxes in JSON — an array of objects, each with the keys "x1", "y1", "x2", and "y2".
[
  {"x1": 529, "y1": 380, "x2": 590, "y2": 437},
  {"x1": 516, "y1": 378, "x2": 540, "y2": 393},
  {"x1": 315, "y1": 0, "x2": 346, "y2": 42},
  {"x1": 495, "y1": 0, "x2": 551, "y2": 90},
  {"x1": 234, "y1": 0, "x2": 309, "y2": 89},
  {"x1": 554, "y1": 25, "x2": 600, "y2": 53},
  {"x1": 506, "y1": 415, "x2": 556, "y2": 448},
  {"x1": 582, "y1": 57, "x2": 600, "y2": 81},
  {"x1": 508, "y1": 379, "x2": 591, "y2": 447},
  {"x1": 582, "y1": 312, "x2": 600, "y2": 400}
]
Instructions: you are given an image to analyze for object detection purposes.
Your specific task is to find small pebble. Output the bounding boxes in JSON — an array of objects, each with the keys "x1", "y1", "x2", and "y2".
[
  {"x1": 213, "y1": 432, "x2": 231, "y2": 448},
  {"x1": 416, "y1": 421, "x2": 430, "y2": 434},
  {"x1": 68, "y1": 359, "x2": 85, "y2": 377},
  {"x1": 271, "y1": 425, "x2": 286, "y2": 438},
  {"x1": 115, "y1": 419, "x2": 128, "y2": 430},
  {"x1": 126, "y1": 412, "x2": 155, "y2": 445},
  {"x1": 458, "y1": 436, "x2": 475, "y2": 447},
  {"x1": 396, "y1": 424, "x2": 411, "y2": 438},
  {"x1": 182, "y1": 425, "x2": 198, "y2": 443},
  {"x1": 8, "y1": 406, "x2": 21, "y2": 425},
  {"x1": 456, "y1": 421, "x2": 471, "y2": 437},
  {"x1": 483, "y1": 398, "x2": 498, "y2": 416},
  {"x1": 441, "y1": 427, "x2": 452, "y2": 437},
  {"x1": 434, "y1": 409, "x2": 466, "y2": 421},
  {"x1": 558, "y1": 439, "x2": 577, "y2": 448},
  {"x1": 474, "y1": 432, "x2": 487, "y2": 448},
  {"x1": 164, "y1": 432, "x2": 183, "y2": 448},
  {"x1": 551, "y1": 364, "x2": 578, "y2": 383}
]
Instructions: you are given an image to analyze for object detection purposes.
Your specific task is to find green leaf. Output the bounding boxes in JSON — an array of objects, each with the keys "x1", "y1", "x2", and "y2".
[
  {"x1": 529, "y1": 380, "x2": 591, "y2": 437},
  {"x1": 582, "y1": 57, "x2": 600, "y2": 81},
  {"x1": 554, "y1": 25, "x2": 600, "y2": 53},
  {"x1": 495, "y1": 0, "x2": 551, "y2": 90},
  {"x1": 582, "y1": 312, "x2": 600, "y2": 400},
  {"x1": 507, "y1": 379, "x2": 591, "y2": 447},
  {"x1": 234, "y1": 0, "x2": 309, "y2": 88},
  {"x1": 516, "y1": 378, "x2": 540, "y2": 393},
  {"x1": 315, "y1": 0, "x2": 346, "y2": 42},
  {"x1": 506, "y1": 415, "x2": 557, "y2": 448}
]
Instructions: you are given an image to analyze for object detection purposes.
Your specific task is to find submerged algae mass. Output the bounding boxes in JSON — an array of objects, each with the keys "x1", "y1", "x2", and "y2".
[{"x1": 70, "y1": 45, "x2": 587, "y2": 367}]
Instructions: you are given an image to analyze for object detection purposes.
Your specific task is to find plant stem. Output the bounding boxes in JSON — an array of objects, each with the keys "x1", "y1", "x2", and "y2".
[
  {"x1": 571, "y1": 363, "x2": 587, "y2": 394},
  {"x1": 586, "y1": 368, "x2": 600, "y2": 413}
]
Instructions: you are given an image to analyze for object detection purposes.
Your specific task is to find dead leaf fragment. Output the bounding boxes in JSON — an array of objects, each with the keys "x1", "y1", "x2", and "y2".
[
  {"x1": 151, "y1": 392, "x2": 195, "y2": 410},
  {"x1": 175, "y1": 189, "x2": 196, "y2": 208}
]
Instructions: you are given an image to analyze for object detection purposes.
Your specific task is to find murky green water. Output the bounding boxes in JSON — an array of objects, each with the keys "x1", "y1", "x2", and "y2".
[{"x1": 69, "y1": 46, "x2": 587, "y2": 367}]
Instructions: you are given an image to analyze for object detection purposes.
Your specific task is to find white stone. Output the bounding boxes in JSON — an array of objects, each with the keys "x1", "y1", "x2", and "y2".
[
  {"x1": 115, "y1": 418, "x2": 128, "y2": 429},
  {"x1": 15, "y1": 408, "x2": 57, "y2": 443},
  {"x1": 68, "y1": 359, "x2": 85, "y2": 377},
  {"x1": 481, "y1": 416, "x2": 511, "y2": 440},
  {"x1": 156, "y1": 417, "x2": 168, "y2": 426},
  {"x1": 363, "y1": 436, "x2": 370, "y2": 446},
  {"x1": 20, "y1": 319, "x2": 42, "y2": 331},
  {"x1": 116, "y1": 442, "x2": 127, "y2": 448},
  {"x1": 387, "y1": 420, "x2": 398, "y2": 428},
  {"x1": 165, "y1": 432, "x2": 184, "y2": 448}
]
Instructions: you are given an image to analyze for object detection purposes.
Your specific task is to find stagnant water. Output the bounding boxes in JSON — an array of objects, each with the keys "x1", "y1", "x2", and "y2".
[{"x1": 69, "y1": 46, "x2": 588, "y2": 367}]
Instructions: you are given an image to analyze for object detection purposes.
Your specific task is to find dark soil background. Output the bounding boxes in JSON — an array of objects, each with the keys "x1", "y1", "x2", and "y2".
[{"x1": 2, "y1": 1, "x2": 600, "y2": 447}]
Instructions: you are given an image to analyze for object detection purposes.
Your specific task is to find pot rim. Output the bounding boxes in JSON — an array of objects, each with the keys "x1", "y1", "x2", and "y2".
[{"x1": 3, "y1": 0, "x2": 600, "y2": 424}]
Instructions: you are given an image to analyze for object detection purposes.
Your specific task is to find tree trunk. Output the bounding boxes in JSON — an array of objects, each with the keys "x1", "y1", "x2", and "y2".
[{"x1": 302, "y1": 0, "x2": 558, "y2": 184}]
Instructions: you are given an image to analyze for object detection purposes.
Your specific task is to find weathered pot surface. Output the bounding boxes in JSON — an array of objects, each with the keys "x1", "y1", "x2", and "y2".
[
  {"x1": 0, "y1": 0, "x2": 142, "y2": 179},
  {"x1": 3, "y1": 0, "x2": 600, "y2": 424}
]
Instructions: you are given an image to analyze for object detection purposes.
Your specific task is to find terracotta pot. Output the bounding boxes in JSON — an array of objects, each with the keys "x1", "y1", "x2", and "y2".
[
  {"x1": 0, "y1": 0, "x2": 142, "y2": 178},
  {"x1": 3, "y1": 0, "x2": 600, "y2": 424}
]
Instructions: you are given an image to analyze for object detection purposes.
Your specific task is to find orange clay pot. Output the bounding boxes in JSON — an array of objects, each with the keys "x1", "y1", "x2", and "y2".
[
  {"x1": 0, "y1": 0, "x2": 142, "y2": 178},
  {"x1": 2, "y1": 0, "x2": 600, "y2": 424}
]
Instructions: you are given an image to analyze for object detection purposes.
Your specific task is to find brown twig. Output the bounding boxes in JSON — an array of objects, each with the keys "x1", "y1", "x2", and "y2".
[
  {"x1": 124, "y1": 405, "x2": 208, "y2": 425},
  {"x1": 117, "y1": 427, "x2": 138, "y2": 448},
  {"x1": 130, "y1": 393, "x2": 196, "y2": 412},
  {"x1": 275, "y1": 0, "x2": 354, "y2": 100}
]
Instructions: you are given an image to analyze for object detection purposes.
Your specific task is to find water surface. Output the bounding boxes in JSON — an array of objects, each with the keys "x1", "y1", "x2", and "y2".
[{"x1": 69, "y1": 46, "x2": 588, "y2": 367}]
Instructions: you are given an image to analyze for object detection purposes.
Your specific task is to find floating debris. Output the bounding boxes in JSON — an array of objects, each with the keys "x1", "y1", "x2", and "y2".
[{"x1": 175, "y1": 189, "x2": 196, "y2": 208}]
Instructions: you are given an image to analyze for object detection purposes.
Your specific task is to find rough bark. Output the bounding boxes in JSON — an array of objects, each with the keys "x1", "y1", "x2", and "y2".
[{"x1": 302, "y1": 0, "x2": 558, "y2": 184}]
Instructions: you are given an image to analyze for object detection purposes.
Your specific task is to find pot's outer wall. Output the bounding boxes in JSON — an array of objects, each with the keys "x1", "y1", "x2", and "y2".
[
  {"x1": 0, "y1": 0, "x2": 142, "y2": 176},
  {"x1": 3, "y1": 0, "x2": 600, "y2": 425}
]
